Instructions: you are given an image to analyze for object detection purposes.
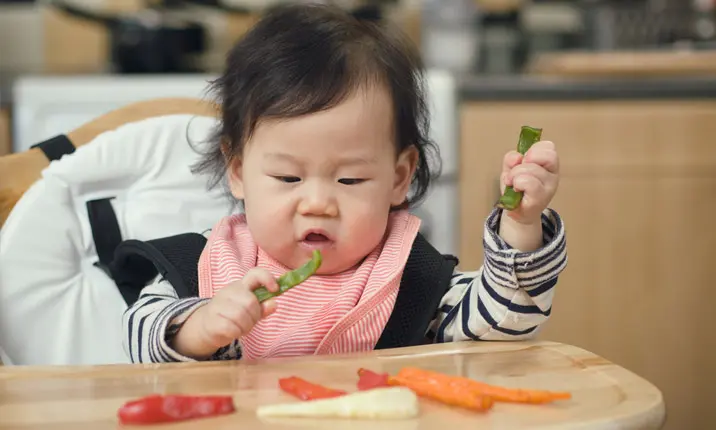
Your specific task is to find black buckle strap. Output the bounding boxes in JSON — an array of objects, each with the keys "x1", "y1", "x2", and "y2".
[
  {"x1": 84, "y1": 196, "x2": 207, "y2": 306},
  {"x1": 108, "y1": 233, "x2": 207, "y2": 306},
  {"x1": 374, "y1": 233, "x2": 459, "y2": 350},
  {"x1": 30, "y1": 135, "x2": 75, "y2": 161},
  {"x1": 86, "y1": 198, "x2": 122, "y2": 278}
]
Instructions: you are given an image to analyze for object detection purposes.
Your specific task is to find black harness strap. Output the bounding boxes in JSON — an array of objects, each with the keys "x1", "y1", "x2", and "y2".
[
  {"x1": 108, "y1": 233, "x2": 207, "y2": 305},
  {"x1": 86, "y1": 198, "x2": 123, "y2": 278},
  {"x1": 106, "y1": 231, "x2": 458, "y2": 349},
  {"x1": 32, "y1": 135, "x2": 123, "y2": 288},
  {"x1": 30, "y1": 134, "x2": 75, "y2": 161},
  {"x1": 374, "y1": 234, "x2": 458, "y2": 350}
]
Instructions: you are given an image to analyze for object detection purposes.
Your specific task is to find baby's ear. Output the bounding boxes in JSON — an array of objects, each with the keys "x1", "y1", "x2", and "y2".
[
  {"x1": 222, "y1": 138, "x2": 245, "y2": 199},
  {"x1": 226, "y1": 155, "x2": 245, "y2": 200},
  {"x1": 391, "y1": 145, "x2": 418, "y2": 206}
]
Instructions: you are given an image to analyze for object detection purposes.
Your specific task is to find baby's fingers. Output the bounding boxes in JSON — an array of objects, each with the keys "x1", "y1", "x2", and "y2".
[
  {"x1": 261, "y1": 299, "x2": 278, "y2": 318},
  {"x1": 524, "y1": 147, "x2": 559, "y2": 174},
  {"x1": 512, "y1": 175, "x2": 550, "y2": 211},
  {"x1": 512, "y1": 174, "x2": 542, "y2": 195},
  {"x1": 210, "y1": 312, "x2": 245, "y2": 344},
  {"x1": 243, "y1": 267, "x2": 279, "y2": 293},
  {"x1": 501, "y1": 150, "x2": 523, "y2": 188},
  {"x1": 529, "y1": 140, "x2": 556, "y2": 152},
  {"x1": 502, "y1": 150, "x2": 523, "y2": 172},
  {"x1": 215, "y1": 292, "x2": 265, "y2": 334}
]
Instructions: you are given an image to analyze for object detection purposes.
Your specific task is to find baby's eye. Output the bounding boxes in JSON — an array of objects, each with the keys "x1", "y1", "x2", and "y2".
[
  {"x1": 273, "y1": 176, "x2": 301, "y2": 183},
  {"x1": 338, "y1": 178, "x2": 365, "y2": 185}
]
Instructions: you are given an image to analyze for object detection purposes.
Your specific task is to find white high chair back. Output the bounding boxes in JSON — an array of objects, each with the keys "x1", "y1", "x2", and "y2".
[{"x1": 0, "y1": 98, "x2": 235, "y2": 366}]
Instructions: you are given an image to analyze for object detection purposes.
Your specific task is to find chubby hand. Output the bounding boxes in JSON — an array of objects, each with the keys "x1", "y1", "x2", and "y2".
[
  {"x1": 172, "y1": 268, "x2": 278, "y2": 359},
  {"x1": 499, "y1": 140, "x2": 560, "y2": 225}
]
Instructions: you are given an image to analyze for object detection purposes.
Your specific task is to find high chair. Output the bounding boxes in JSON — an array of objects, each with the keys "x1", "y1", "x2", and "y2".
[{"x1": 0, "y1": 97, "x2": 234, "y2": 366}]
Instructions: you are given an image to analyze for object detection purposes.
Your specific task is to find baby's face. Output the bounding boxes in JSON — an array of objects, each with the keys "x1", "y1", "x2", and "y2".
[{"x1": 228, "y1": 85, "x2": 416, "y2": 274}]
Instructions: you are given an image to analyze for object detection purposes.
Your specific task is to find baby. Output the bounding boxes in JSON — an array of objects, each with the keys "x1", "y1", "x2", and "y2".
[{"x1": 122, "y1": 4, "x2": 567, "y2": 363}]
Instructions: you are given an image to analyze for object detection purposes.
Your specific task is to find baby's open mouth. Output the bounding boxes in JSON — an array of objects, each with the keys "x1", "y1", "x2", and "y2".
[
  {"x1": 300, "y1": 231, "x2": 334, "y2": 250},
  {"x1": 305, "y1": 233, "x2": 329, "y2": 242}
]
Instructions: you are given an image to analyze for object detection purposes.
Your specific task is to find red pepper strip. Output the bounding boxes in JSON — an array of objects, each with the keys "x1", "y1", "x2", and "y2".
[
  {"x1": 117, "y1": 394, "x2": 235, "y2": 425},
  {"x1": 357, "y1": 368, "x2": 390, "y2": 391},
  {"x1": 278, "y1": 376, "x2": 347, "y2": 401}
]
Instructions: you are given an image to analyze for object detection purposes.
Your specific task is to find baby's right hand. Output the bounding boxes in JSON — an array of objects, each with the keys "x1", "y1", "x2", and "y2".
[{"x1": 172, "y1": 268, "x2": 279, "y2": 360}]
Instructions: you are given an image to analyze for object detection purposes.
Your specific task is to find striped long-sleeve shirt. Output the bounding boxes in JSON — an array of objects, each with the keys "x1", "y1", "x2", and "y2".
[{"x1": 123, "y1": 208, "x2": 567, "y2": 363}]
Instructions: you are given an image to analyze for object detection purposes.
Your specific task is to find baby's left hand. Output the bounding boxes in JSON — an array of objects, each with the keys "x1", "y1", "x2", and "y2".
[{"x1": 499, "y1": 140, "x2": 560, "y2": 225}]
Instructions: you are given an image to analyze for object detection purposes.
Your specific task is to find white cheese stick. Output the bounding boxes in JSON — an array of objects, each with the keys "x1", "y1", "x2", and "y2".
[{"x1": 256, "y1": 387, "x2": 420, "y2": 420}]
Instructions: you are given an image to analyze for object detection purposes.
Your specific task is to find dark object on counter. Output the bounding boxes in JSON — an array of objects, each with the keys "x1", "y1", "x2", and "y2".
[
  {"x1": 49, "y1": 0, "x2": 393, "y2": 73},
  {"x1": 351, "y1": 5, "x2": 382, "y2": 22},
  {"x1": 49, "y1": 0, "x2": 209, "y2": 74},
  {"x1": 479, "y1": 9, "x2": 527, "y2": 75},
  {"x1": 111, "y1": 16, "x2": 206, "y2": 74},
  {"x1": 580, "y1": 0, "x2": 694, "y2": 50}
]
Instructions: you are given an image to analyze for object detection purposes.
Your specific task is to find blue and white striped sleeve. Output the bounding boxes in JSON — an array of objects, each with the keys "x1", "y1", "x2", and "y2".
[
  {"x1": 428, "y1": 207, "x2": 567, "y2": 342},
  {"x1": 121, "y1": 276, "x2": 242, "y2": 363}
]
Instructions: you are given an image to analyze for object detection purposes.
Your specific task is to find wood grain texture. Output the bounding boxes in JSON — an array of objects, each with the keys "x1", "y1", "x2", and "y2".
[
  {"x1": 41, "y1": 1, "x2": 144, "y2": 73},
  {"x1": 66, "y1": 97, "x2": 218, "y2": 147},
  {"x1": 0, "y1": 341, "x2": 664, "y2": 429},
  {"x1": 0, "y1": 109, "x2": 9, "y2": 156},
  {"x1": 527, "y1": 51, "x2": 716, "y2": 78},
  {"x1": 459, "y1": 100, "x2": 716, "y2": 430}
]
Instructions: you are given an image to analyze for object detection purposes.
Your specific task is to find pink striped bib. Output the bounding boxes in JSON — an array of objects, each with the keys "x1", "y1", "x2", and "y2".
[{"x1": 196, "y1": 210, "x2": 421, "y2": 360}]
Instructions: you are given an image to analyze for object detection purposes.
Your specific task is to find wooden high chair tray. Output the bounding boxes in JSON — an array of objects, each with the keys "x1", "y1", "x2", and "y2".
[{"x1": 0, "y1": 341, "x2": 665, "y2": 429}]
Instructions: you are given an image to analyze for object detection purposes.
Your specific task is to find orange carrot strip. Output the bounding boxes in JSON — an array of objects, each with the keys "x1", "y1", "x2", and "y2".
[
  {"x1": 278, "y1": 377, "x2": 346, "y2": 401},
  {"x1": 397, "y1": 367, "x2": 571, "y2": 404},
  {"x1": 388, "y1": 376, "x2": 494, "y2": 412}
]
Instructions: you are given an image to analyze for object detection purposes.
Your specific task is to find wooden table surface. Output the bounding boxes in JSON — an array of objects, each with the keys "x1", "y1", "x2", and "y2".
[{"x1": 0, "y1": 341, "x2": 665, "y2": 430}]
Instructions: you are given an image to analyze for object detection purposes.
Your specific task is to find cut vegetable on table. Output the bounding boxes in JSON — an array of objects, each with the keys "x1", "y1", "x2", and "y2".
[
  {"x1": 256, "y1": 387, "x2": 420, "y2": 420},
  {"x1": 388, "y1": 374, "x2": 494, "y2": 412},
  {"x1": 279, "y1": 376, "x2": 347, "y2": 400},
  {"x1": 393, "y1": 367, "x2": 572, "y2": 404},
  {"x1": 356, "y1": 368, "x2": 390, "y2": 391},
  {"x1": 257, "y1": 366, "x2": 572, "y2": 421},
  {"x1": 117, "y1": 394, "x2": 235, "y2": 425}
]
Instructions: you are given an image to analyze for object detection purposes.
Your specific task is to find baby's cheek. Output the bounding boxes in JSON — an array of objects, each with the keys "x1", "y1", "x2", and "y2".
[
  {"x1": 249, "y1": 191, "x2": 287, "y2": 215},
  {"x1": 347, "y1": 225, "x2": 385, "y2": 257},
  {"x1": 345, "y1": 210, "x2": 389, "y2": 241}
]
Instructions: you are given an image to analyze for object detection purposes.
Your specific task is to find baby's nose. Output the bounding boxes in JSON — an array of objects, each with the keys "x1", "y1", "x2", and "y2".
[{"x1": 297, "y1": 187, "x2": 338, "y2": 217}]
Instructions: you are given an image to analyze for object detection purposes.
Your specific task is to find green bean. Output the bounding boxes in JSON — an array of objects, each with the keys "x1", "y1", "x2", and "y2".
[
  {"x1": 495, "y1": 125, "x2": 543, "y2": 211},
  {"x1": 253, "y1": 250, "x2": 322, "y2": 303}
]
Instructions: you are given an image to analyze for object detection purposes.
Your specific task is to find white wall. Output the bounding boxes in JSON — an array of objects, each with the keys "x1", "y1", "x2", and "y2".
[{"x1": 0, "y1": 4, "x2": 45, "y2": 73}]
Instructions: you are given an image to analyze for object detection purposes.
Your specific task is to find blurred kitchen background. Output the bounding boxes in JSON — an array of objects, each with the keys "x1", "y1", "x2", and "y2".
[{"x1": 1, "y1": 0, "x2": 716, "y2": 429}]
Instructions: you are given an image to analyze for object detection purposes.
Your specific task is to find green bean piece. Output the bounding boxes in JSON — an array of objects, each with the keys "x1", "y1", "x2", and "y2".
[
  {"x1": 253, "y1": 250, "x2": 322, "y2": 303},
  {"x1": 495, "y1": 125, "x2": 543, "y2": 211}
]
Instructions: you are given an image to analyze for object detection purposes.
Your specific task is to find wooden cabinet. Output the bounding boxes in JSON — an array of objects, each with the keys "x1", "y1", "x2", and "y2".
[
  {"x1": 0, "y1": 108, "x2": 9, "y2": 156},
  {"x1": 459, "y1": 100, "x2": 716, "y2": 430},
  {"x1": 42, "y1": 2, "x2": 145, "y2": 74}
]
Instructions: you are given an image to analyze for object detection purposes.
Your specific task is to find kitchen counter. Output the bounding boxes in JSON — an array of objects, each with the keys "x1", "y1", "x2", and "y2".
[
  {"x1": 6, "y1": 72, "x2": 716, "y2": 107},
  {"x1": 456, "y1": 74, "x2": 716, "y2": 101}
]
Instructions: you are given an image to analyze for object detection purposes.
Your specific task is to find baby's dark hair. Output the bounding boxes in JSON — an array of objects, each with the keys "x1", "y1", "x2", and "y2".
[{"x1": 194, "y1": 3, "x2": 441, "y2": 208}]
